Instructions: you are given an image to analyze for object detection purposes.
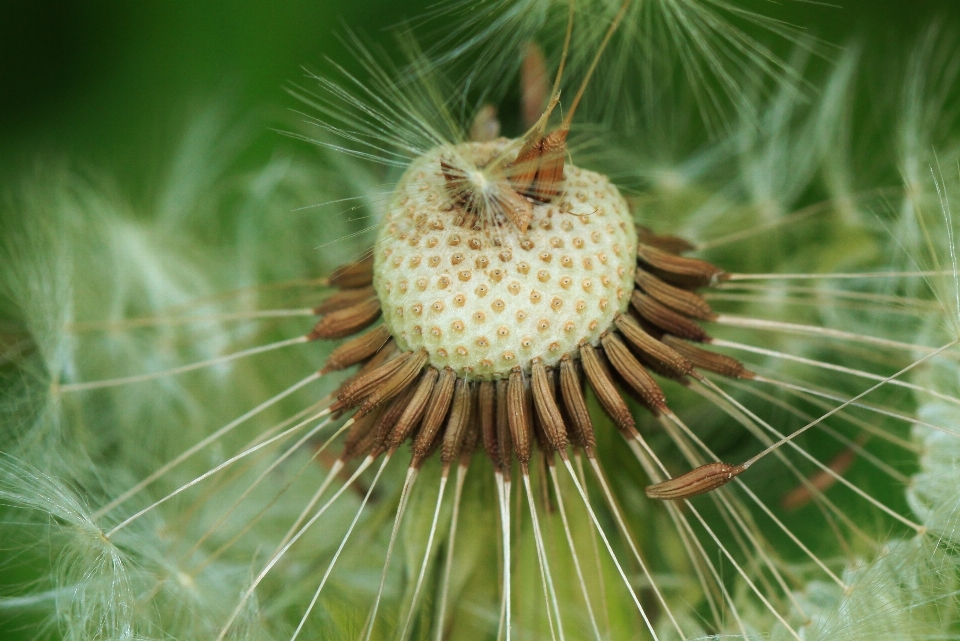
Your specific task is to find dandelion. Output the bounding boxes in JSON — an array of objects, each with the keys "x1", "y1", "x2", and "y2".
[{"x1": 3, "y1": 3, "x2": 960, "y2": 641}]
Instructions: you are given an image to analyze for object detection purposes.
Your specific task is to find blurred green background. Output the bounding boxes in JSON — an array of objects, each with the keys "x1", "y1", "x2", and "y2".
[{"x1": 1, "y1": 0, "x2": 956, "y2": 195}]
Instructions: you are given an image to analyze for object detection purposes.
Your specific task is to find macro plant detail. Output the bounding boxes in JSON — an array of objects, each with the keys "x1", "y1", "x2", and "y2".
[{"x1": 3, "y1": 2, "x2": 960, "y2": 641}]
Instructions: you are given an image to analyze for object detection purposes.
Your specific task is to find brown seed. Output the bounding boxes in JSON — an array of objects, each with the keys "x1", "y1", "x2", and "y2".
[
  {"x1": 660, "y1": 335, "x2": 754, "y2": 379},
  {"x1": 386, "y1": 367, "x2": 439, "y2": 450},
  {"x1": 507, "y1": 367, "x2": 533, "y2": 466},
  {"x1": 354, "y1": 349, "x2": 429, "y2": 418},
  {"x1": 328, "y1": 254, "x2": 375, "y2": 289},
  {"x1": 331, "y1": 350, "x2": 411, "y2": 413},
  {"x1": 441, "y1": 379, "x2": 475, "y2": 465},
  {"x1": 559, "y1": 355, "x2": 596, "y2": 452},
  {"x1": 411, "y1": 367, "x2": 457, "y2": 461},
  {"x1": 308, "y1": 297, "x2": 382, "y2": 340},
  {"x1": 635, "y1": 270, "x2": 715, "y2": 320},
  {"x1": 645, "y1": 462, "x2": 746, "y2": 500},
  {"x1": 631, "y1": 290, "x2": 710, "y2": 342},
  {"x1": 313, "y1": 286, "x2": 377, "y2": 315},
  {"x1": 637, "y1": 244, "x2": 724, "y2": 289},
  {"x1": 321, "y1": 325, "x2": 391, "y2": 373},
  {"x1": 340, "y1": 409, "x2": 382, "y2": 461},
  {"x1": 531, "y1": 359, "x2": 568, "y2": 452},
  {"x1": 600, "y1": 332, "x2": 667, "y2": 412},
  {"x1": 636, "y1": 225, "x2": 696, "y2": 255},
  {"x1": 614, "y1": 314, "x2": 693, "y2": 379},
  {"x1": 496, "y1": 380, "x2": 514, "y2": 478},
  {"x1": 580, "y1": 342, "x2": 636, "y2": 436},
  {"x1": 367, "y1": 383, "x2": 420, "y2": 457},
  {"x1": 528, "y1": 128, "x2": 568, "y2": 202},
  {"x1": 479, "y1": 381, "x2": 499, "y2": 467}
]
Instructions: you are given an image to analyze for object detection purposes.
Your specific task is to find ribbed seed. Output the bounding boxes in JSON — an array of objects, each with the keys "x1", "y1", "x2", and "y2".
[
  {"x1": 314, "y1": 286, "x2": 376, "y2": 315},
  {"x1": 339, "y1": 340, "x2": 396, "y2": 390},
  {"x1": 368, "y1": 383, "x2": 419, "y2": 456},
  {"x1": 635, "y1": 269, "x2": 715, "y2": 320},
  {"x1": 528, "y1": 128, "x2": 568, "y2": 201},
  {"x1": 637, "y1": 244, "x2": 724, "y2": 289},
  {"x1": 459, "y1": 406, "x2": 482, "y2": 466},
  {"x1": 580, "y1": 342, "x2": 635, "y2": 435},
  {"x1": 559, "y1": 355, "x2": 596, "y2": 451},
  {"x1": 645, "y1": 462, "x2": 746, "y2": 500},
  {"x1": 479, "y1": 381, "x2": 499, "y2": 467},
  {"x1": 332, "y1": 350, "x2": 409, "y2": 413},
  {"x1": 341, "y1": 410, "x2": 381, "y2": 461},
  {"x1": 636, "y1": 225, "x2": 697, "y2": 255},
  {"x1": 508, "y1": 136, "x2": 543, "y2": 197},
  {"x1": 631, "y1": 290, "x2": 710, "y2": 342},
  {"x1": 329, "y1": 255, "x2": 374, "y2": 289},
  {"x1": 661, "y1": 335, "x2": 754, "y2": 379},
  {"x1": 496, "y1": 380, "x2": 514, "y2": 477},
  {"x1": 614, "y1": 313, "x2": 693, "y2": 379},
  {"x1": 441, "y1": 379, "x2": 474, "y2": 465},
  {"x1": 386, "y1": 367, "x2": 439, "y2": 450},
  {"x1": 531, "y1": 359, "x2": 568, "y2": 452},
  {"x1": 355, "y1": 349, "x2": 429, "y2": 418},
  {"x1": 600, "y1": 332, "x2": 667, "y2": 412},
  {"x1": 411, "y1": 367, "x2": 457, "y2": 461},
  {"x1": 309, "y1": 297, "x2": 382, "y2": 340},
  {"x1": 322, "y1": 325, "x2": 391, "y2": 373},
  {"x1": 507, "y1": 367, "x2": 533, "y2": 466}
]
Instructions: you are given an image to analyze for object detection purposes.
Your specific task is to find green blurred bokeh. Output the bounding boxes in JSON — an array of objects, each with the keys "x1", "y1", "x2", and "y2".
[{"x1": 0, "y1": 0, "x2": 956, "y2": 192}]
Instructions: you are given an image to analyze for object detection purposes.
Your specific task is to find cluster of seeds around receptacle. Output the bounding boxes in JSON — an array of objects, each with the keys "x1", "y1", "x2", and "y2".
[{"x1": 304, "y1": 184, "x2": 756, "y2": 497}]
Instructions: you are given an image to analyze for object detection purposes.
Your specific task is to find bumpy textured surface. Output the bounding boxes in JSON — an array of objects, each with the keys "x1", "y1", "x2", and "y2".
[{"x1": 374, "y1": 139, "x2": 637, "y2": 379}]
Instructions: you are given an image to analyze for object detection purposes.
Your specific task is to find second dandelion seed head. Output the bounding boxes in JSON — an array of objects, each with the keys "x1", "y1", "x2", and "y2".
[{"x1": 374, "y1": 138, "x2": 637, "y2": 379}]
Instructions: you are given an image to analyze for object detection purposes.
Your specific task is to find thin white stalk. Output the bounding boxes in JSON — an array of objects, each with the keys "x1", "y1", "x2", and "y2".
[
  {"x1": 216, "y1": 455, "x2": 377, "y2": 641},
  {"x1": 713, "y1": 337, "x2": 960, "y2": 406},
  {"x1": 548, "y1": 465, "x2": 602, "y2": 641},
  {"x1": 68, "y1": 308, "x2": 316, "y2": 333},
  {"x1": 106, "y1": 412, "x2": 334, "y2": 537},
  {"x1": 362, "y1": 466, "x2": 419, "y2": 641},
  {"x1": 289, "y1": 456, "x2": 390, "y2": 641},
  {"x1": 559, "y1": 459, "x2": 661, "y2": 641},
  {"x1": 399, "y1": 473, "x2": 449, "y2": 641},
  {"x1": 700, "y1": 374, "x2": 930, "y2": 533},
  {"x1": 573, "y1": 454, "x2": 610, "y2": 635},
  {"x1": 662, "y1": 412, "x2": 847, "y2": 591},
  {"x1": 93, "y1": 371, "x2": 323, "y2": 517},
  {"x1": 521, "y1": 472, "x2": 563, "y2": 641},
  {"x1": 59, "y1": 335, "x2": 310, "y2": 392},
  {"x1": 497, "y1": 473, "x2": 511, "y2": 641},
  {"x1": 725, "y1": 269, "x2": 960, "y2": 281},
  {"x1": 713, "y1": 314, "x2": 934, "y2": 353},
  {"x1": 434, "y1": 463, "x2": 468, "y2": 641},
  {"x1": 626, "y1": 439, "x2": 749, "y2": 638}
]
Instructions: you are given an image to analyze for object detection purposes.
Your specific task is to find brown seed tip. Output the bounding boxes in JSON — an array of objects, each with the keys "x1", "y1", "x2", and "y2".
[{"x1": 645, "y1": 462, "x2": 746, "y2": 500}]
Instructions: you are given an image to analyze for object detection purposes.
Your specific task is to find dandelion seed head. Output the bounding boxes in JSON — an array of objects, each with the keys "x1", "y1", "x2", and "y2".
[{"x1": 374, "y1": 139, "x2": 636, "y2": 377}]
